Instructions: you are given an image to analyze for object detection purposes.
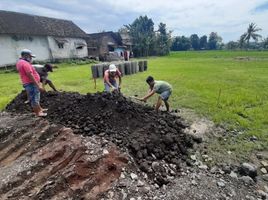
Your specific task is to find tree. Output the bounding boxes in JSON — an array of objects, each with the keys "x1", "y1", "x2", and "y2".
[
  {"x1": 241, "y1": 23, "x2": 262, "y2": 48},
  {"x1": 208, "y1": 32, "x2": 222, "y2": 50},
  {"x1": 190, "y1": 34, "x2": 200, "y2": 50},
  {"x1": 199, "y1": 35, "x2": 208, "y2": 50},
  {"x1": 238, "y1": 34, "x2": 246, "y2": 48},
  {"x1": 125, "y1": 16, "x2": 155, "y2": 57},
  {"x1": 262, "y1": 37, "x2": 268, "y2": 49},
  {"x1": 118, "y1": 27, "x2": 128, "y2": 34},
  {"x1": 171, "y1": 36, "x2": 191, "y2": 51},
  {"x1": 226, "y1": 41, "x2": 239, "y2": 50},
  {"x1": 155, "y1": 22, "x2": 172, "y2": 55}
]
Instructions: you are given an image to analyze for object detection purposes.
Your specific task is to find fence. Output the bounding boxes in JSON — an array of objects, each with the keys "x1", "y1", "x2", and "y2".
[{"x1": 91, "y1": 60, "x2": 148, "y2": 78}]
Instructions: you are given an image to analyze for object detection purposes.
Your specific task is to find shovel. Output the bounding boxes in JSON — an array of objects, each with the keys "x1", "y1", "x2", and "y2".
[{"x1": 130, "y1": 95, "x2": 146, "y2": 102}]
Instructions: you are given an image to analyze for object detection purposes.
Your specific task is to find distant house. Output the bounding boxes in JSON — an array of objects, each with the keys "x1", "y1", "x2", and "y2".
[
  {"x1": 0, "y1": 10, "x2": 88, "y2": 67},
  {"x1": 85, "y1": 31, "x2": 132, "y2": 61},
  {"x1": 120, "y1": 31, "x2": 132, "y2": 52}
]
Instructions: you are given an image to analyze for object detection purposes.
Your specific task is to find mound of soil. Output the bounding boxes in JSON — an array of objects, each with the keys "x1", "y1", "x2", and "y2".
[
  {"x1": 6, "y1": 91, "x2": 194, "y2": 183},
  {"x1": 0, "y1": 113, "x2": 262, "y2": 200}
]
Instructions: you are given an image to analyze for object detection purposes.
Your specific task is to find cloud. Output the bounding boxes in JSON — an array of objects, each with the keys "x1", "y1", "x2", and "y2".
[
  {"x1": 0, "y1": 0, "x2": 267, "y2": 41},
  {"x1": 254, "y1": 1, "x2": 268, "y2": 13}
]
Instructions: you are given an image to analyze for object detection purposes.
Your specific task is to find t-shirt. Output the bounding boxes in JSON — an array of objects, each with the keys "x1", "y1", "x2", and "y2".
[
  {"x1": 16, "y1": 59, "x2": 40, "y2": 85},
  {"x1": 104, "y1": 69, "x2": 121, "y2": 83},
  {"x1": 153, "y1": 81, "x2": 172, "y2": 94},
  {"x1": 33, "y1": 65, "x2": 48, "y2": 80}
]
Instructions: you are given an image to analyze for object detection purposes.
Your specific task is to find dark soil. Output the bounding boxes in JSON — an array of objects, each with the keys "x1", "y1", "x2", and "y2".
[{"x1": 6, "y1": 91, "x2": 194, "y2": 184}]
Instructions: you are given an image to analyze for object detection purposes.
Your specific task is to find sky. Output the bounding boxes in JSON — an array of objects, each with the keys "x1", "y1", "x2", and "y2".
[{"x1": 0, "y1": 0, "x2": 268, "y2": 42}]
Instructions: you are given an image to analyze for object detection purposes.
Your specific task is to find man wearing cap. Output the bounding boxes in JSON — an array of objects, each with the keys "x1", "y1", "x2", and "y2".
[
  {"x1": 33, "y1": 64, "x2": 57, "y2": 91},
  {"x1": 103, "y1": 64, "x2": 122, "y2": 92},
  {"x1": 16, "y1": 49, "x2": 47, "y2": 117}
]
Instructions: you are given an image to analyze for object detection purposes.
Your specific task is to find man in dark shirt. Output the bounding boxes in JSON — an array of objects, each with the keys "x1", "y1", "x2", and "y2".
[{"x1": 33, "y1": 64, "x2": 57, "y2": 91}]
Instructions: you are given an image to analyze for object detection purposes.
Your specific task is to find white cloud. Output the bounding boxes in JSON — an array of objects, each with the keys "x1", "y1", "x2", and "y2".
[
  {"x1": 0, "y1": 1, "x2": 87, "y2": 21},
  {"x1": 0, "y1": 0, "x2": 267, "y2": 41},
  {"x1": 94, "y1": 0, "x2": 268, "y2": 41}
]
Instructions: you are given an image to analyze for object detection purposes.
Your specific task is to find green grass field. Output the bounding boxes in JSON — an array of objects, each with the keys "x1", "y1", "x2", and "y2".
[{"x1": 1, "y1": 50, "x2": 268, "y2": 156}]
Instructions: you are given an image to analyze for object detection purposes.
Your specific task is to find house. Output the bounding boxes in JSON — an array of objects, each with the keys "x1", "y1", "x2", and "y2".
[
  {"x1": 119, "y1": 31, "x2": 132, "y2": 52},
  {"x1": 85, "y1": 31, "x2": 132, "y2": 61},
  {"x1": 85, "y1": 31, "x2": 122, "y2": 61},
  {"x1": 0, "y1": 10, "x2": 88, "y2": 67}
]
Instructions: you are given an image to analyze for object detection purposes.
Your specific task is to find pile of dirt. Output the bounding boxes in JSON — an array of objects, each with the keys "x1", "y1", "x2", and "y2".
[
  {"x1": 4, "y1": 93, "x2": 266, "y2": 199},
  {"x1": 1, "y1": 113, "x2": 263, "y2": 200},
  {"x1": 6, "y1": 91, "x2": 194, "y2": 184}
]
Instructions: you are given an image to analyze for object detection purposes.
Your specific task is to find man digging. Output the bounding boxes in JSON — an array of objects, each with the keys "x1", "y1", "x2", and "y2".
[
  {"x1": 33, "y1": 64, "x2": 57, "y2": 91},
  {"x1": 16, "y1": 49, "x2": 47, "y2": 117},
  {"x1": 104, "y1": 64, "x2": 122, "y2": 92},
  {"x1": 137, "y1": 76, "x2": 172, "y2": 112}
]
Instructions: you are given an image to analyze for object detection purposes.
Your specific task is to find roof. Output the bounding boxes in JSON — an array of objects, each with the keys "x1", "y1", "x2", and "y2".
[
  {"x1": 0, "y1": 10, "x2": 87, "y2": 37},
  {"x1": 86, "y1": 31, "x2": 117, "y2": 38},
  {"x1": 86, "y1": 31, "x2": 122, "y2": 44}
]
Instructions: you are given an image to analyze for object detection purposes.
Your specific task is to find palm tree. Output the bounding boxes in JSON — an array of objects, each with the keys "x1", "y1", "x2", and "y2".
[
  {"x1": 239, "y1": 33, "x2": 247, "y2": 48},
  {"x1": 262, "y1": 37, "x2": 268, "y2": 49},
  {"x1": 241, "y1": 23, "x2": 262, "y2": 48}
]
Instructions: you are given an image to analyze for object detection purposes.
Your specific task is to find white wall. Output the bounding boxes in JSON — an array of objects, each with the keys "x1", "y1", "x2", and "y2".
[
  {"x1": 0, "y1": 35, "x2": 88, "y2": 67},
  {"x1": 47, "y1": 36, "x2": 88, "y2": 59},
  {"x1": 0, "y1": 34, "x2": 50, "y2": 67}
]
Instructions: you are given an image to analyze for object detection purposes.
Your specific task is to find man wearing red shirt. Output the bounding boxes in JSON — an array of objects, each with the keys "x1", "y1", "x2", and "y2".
[
  {"x1": 16, "y1": 49, "x2": 47, "y2": 117},
  {"x1": 103, "y1": 64, "x2": 122, "y2": 92}
]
